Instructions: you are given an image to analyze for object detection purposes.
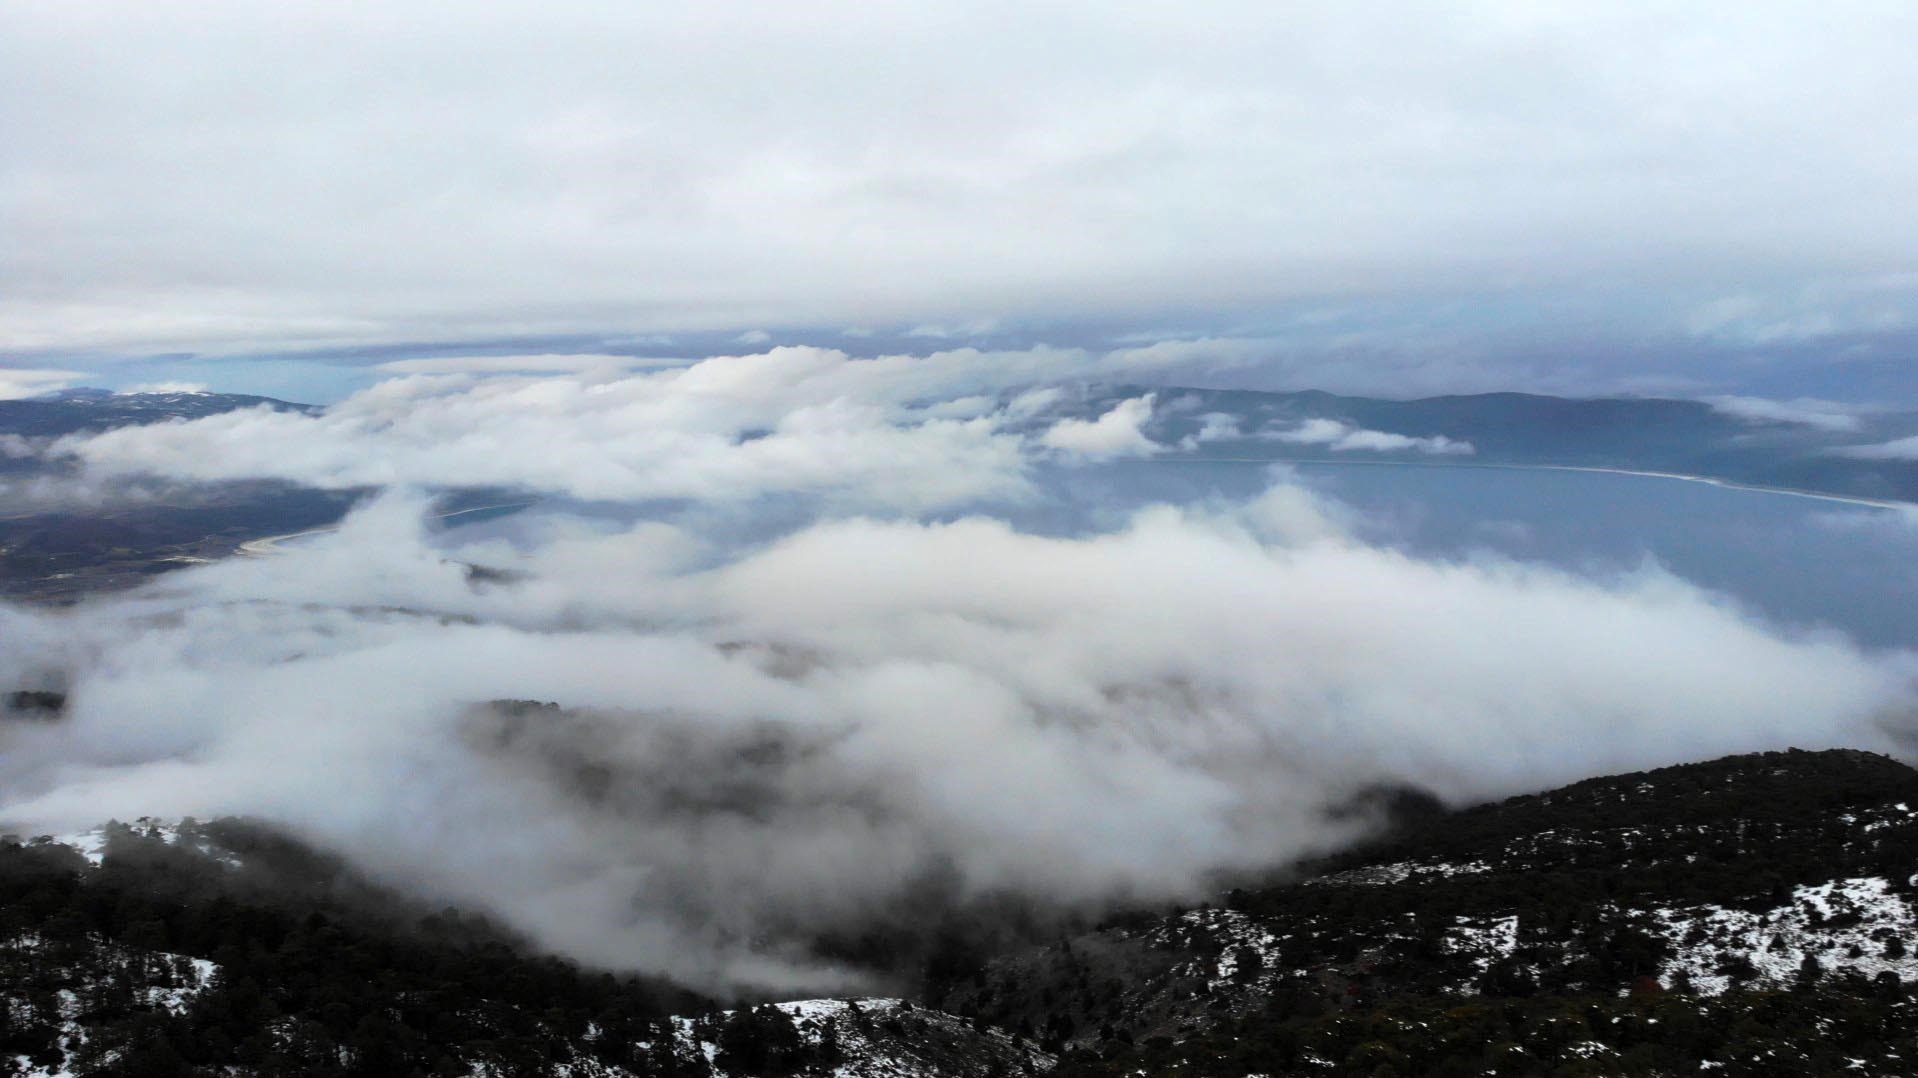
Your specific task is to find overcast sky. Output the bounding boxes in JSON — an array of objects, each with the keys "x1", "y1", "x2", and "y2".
[{"x1": 4, "y1": 2, "x2": 1915, "y2": 401}]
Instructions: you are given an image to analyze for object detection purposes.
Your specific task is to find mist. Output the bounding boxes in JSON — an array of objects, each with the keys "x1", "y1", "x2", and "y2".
[{"x1": 5, "y1": 364, "x2": 1916, "y2": 994}]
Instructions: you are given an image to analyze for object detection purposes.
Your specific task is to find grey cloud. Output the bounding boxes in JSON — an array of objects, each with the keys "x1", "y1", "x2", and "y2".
[
  {"x1": 3, "y1": 3, "x2": 1915, "y2": 358},
  {"x1": 1708, "y1": 395, "x2": 1863, "y2": 433}
]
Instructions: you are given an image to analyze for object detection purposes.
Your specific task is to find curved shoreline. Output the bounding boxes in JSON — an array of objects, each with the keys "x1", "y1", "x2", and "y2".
[{"x1": 1147, "y1": 456, "x2": 1918, "y2": 512}]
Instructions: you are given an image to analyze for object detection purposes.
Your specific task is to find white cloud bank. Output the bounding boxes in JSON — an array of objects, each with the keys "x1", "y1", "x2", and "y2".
[
  {"x1": 1270, "y1": 417, "x2": 1474, "y2": 455},
  {"x1": 58, "y1": 346, "x2": 1148, "y2": 510},
  {"x1": 1, "y1": 483, "x2": 1913, "y2": 994},
  {"x1": 50, "y1": 349, "x2": 1506, "y2": 509},
  {"x1": 1709, "y1": 396, "x2": 1863, "y2": 433},
  {"x1": 1038, "y1": 395, "x2": 1161, "y2": 460}
]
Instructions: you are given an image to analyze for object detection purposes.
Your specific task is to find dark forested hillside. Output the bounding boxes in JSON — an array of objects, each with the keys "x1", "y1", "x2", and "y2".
[
  {"x1": 933, "y1": 749, "x2": 1918, "y2": 1076},
  {"x1": 8, "y1": 749, "x2": 1918, "y2": 1076},
  {"x1": 0, "y1": 820, "x2": 1046, "y2": 1077},
  {"x1": 0, "y1": 819, "x2": 710, "y2": 1076},
  {"x1": 0, "y1": 390, "x2": 313, "y2": 440}
]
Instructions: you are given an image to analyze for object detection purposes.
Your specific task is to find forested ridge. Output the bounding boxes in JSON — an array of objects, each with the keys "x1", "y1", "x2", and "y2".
[
  {"x1": 7, "y1": 749, "x2": 1918, "y2": 1076},
  {"x1": 939, "y1": 749, "x2": 1918, "y2": 1076}
]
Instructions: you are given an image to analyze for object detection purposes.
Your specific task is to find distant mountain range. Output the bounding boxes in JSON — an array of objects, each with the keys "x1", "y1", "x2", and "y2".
[
  {"x1": 1121, "y1": 386, "x2": 1918, "y2": 505},
  {"x1": 0, "y1": 388, "x2": 314, "y2": 439},
  {"x1": 6, "y1": 748, "x2": 1918, "y2": 1076}
]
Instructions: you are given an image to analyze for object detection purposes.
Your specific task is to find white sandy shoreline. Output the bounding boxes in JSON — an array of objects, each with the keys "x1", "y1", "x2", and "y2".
[{"x1": 1150, "y1": 456, "x2": 1918, "y2": 512}]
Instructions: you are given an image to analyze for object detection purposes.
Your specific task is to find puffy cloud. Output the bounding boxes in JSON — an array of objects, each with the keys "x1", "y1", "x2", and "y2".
[
  {"x1": 56, "y1": 347, "x2": 1248, "y2": 506},
  {"x1": 1178, "y1": 412, "x2": 1242, "y2": 450},
  {"x1": 1269, "y1": 417, "x2": 1474, "y2": 455},
  {"x1": 58, "y1": 346, "x2": 1159, "y2": 509},
  {"x1": 1709, "y1": 395, "x2": 1863, "y2": 433},
  {"x1": 1038, "y1": 395, "x2": 1162, "y2": 460}
]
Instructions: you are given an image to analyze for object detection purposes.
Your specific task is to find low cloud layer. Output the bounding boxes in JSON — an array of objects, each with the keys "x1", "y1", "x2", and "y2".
[
  {"x1": 1271, "y1": 417, "x2": 1475, "y2": 456},
  {"x1": 6, "y1": 363, "x2": 1916, "y2": 995},
  {"x1": 50, "y1": 350, "x2": 1515, "y2": 511},
  {"x1": 58, "y1": 347, "x2": 1136, "y2": 511},
  {"x1": 1710, "y1": 396, "x2": 1864, "y2": 433},
  {"x1": 2, "y1": 478, "x2": 1912, "y2": 993}
]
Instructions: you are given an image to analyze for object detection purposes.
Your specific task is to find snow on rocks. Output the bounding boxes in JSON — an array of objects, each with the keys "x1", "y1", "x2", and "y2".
[
  {"x1": 1306, "y1": 859, "x2": 1494, "y2": 888},
  {"x1": 28, "y1": 818, "x2": 242, "y2": 869},
  {"x1": 1652, "y1": 877, "x2": 1918, "y2": 994},
  {"x1": 667, "y1": 998, "x2": 1053, "y2": 1078},
  {"x1": 4, "y1": 951, "x2": 220, "y2": 1078},
  {"x1": 1144, "y1": 908, "x2": 1292, "y2": 992},
  {"x1": 1444, "y1": 915, "x2": 1520, "y2": 973}
]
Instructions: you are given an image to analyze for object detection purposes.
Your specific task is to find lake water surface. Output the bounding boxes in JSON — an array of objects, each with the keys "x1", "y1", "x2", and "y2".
[{"x1": 1035, "y1": 460, "x2": 1918, "y2": 650}]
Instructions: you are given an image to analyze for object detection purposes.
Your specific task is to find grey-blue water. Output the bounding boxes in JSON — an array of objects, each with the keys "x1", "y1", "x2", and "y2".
[
  {"x1": 458, "y1": 461, "x2": 1918, "y2": 650},
  {"x1": 1037, "y1": 461, "x2": 1918, "y2": 650}
]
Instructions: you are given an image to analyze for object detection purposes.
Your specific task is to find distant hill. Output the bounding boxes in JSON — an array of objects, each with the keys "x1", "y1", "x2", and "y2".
[
  {"x1": 0, "y1": 390, "x2": 523, "y2": 604},
  {"x1": 1098, "y1": 386, "x2": 1918, "y2": 505},
  {"x1": 0, "y1": 388, "x2": 314, "y2": 439},
  {"x1": 9, "y1": 749, "x2": 1918, "y2": 1075}
]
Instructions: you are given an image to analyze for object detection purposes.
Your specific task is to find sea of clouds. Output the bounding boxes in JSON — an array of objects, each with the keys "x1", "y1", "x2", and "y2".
[{"x1": 3, "y1": 348, "x2": 1914, "y2": 994}]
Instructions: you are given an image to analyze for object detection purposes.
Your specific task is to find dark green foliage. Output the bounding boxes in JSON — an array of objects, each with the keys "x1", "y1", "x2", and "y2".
[
  {"x1": 715, "y1": 1004, "x2": 836, "y2": 1077},
  {"x1": 0, "y1": 820, "x2": 708, "y2": 1076}
]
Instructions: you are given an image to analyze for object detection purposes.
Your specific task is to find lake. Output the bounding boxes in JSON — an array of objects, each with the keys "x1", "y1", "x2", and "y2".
[{"x1": 1034, "y1": 460, "x2": 1918, "y2": 650}]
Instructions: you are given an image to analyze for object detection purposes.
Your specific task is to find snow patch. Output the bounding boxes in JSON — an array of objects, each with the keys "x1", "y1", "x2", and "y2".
[
  {"x1": 1653, "y1": 877, "x2": 1918, "y2": 994},
  {"x1": 1445, "y1": 915, "x2": 1520, "y2": 972}
]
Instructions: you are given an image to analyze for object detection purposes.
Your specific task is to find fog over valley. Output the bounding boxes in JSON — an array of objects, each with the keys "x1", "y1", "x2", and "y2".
[
  {"x1": 3, "y1": 356, "x2": 1916, "y2": 995},
  {"x1": 7, "y1": 6, "x2": 1918, "y2": 1072}
]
